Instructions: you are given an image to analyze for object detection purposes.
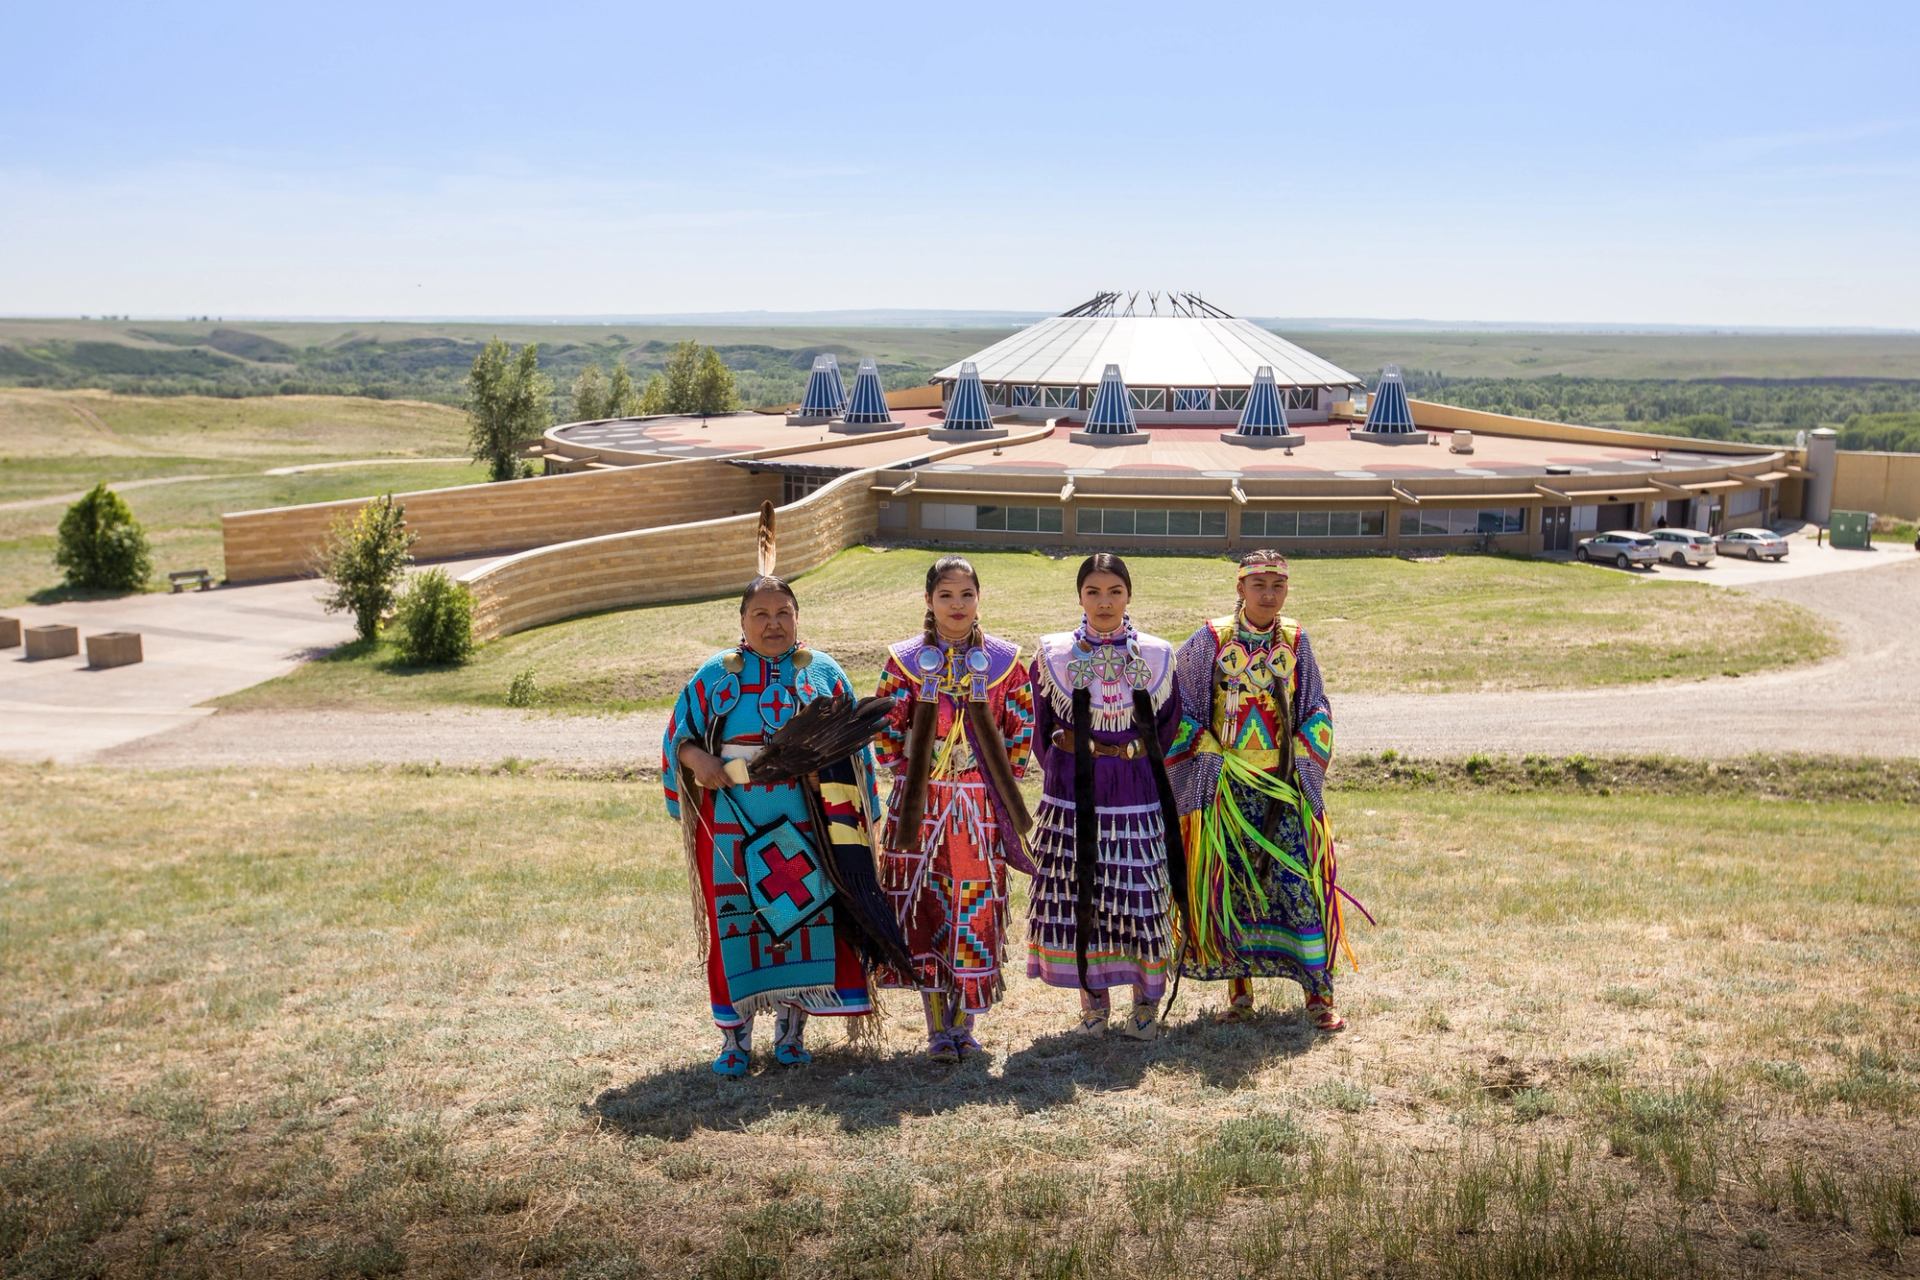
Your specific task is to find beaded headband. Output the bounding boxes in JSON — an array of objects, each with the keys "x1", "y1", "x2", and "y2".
[{"x1": 1237, "y1": 555, "x2": 1290, "y2": 581}]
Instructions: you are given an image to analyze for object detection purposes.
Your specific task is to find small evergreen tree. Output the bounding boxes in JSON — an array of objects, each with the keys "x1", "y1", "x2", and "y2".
[
  {"x1": 570, "y1": 363, "x2": 608, "y2": 421},
  {"x1": 318, "y1": 494, "x2": 415, "y2": 642},
  {"x1": 54, "y1": 482, "x2": 152, "y2": 591},
  {"x1": 606, "y1": 362, "x2": 640, "y2": 417},
  {"x1": 692, "y1": 347, "x2": 739, "y2": 417},
  {"x1": 466, "y1": 338, "x2": 554, "y2": 481}
]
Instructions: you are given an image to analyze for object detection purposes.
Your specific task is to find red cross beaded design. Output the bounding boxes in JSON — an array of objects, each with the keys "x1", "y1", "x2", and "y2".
[
  {"x1": 759, "y1": 685, "x2": 796, "y2": 729},
  {"x1": 718, "y1": 1050, "x2": 746, "y2": 1071},
  {"x1": 756, "y1": 844, "x2": 816, "y2": 911}
]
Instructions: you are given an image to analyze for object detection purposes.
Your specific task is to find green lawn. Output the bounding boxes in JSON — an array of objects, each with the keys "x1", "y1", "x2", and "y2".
[
  {"x1": 223, "y1": 546, "x2": 1836, "y2": 713},
  {"x1": 2, "y1": 760, "x2": 1913, "y2": 1278},
  {"x1": 0, "y1": 388, "x2": 479, "y2": 603}
]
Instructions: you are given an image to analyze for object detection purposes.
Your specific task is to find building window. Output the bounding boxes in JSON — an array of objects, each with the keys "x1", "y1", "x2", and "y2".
[
  {"x1": 1216, "y1": 388, "x2": 1248, "y2": 411},
  {"x1": 1043, "y1": 386, "x2": 1080, "y2": 409},
  {"x1": 1128, "y1": 387, "x2": 1167, "y2": 412},
  {"x1": 781, "y1": 473, "x2": 830, "y2": 504},
  {"x1": 1284, "y1": 387, "x2": 1319, "y2": 411},
  {"x1": 1729, "y1": 487, "x2": 1763, "y2": 517},
  {"x1": 1398, "y1": 507, "x2": 1528, "y2": 537},
  {"x1": 1172, "y1": 388, "x2": 1213, "y2": 412},
  {"x1": 1009, "y1": 385, "x2": 1042, "y2": 407},
  {"x1": 1077, "y1": 507, "x2": 1225, "y2": 537},
  {"x1": 974, "y1": 504, "x2": 1062, "y2": 534},
  {"x1": 1244, "y1": 510, "x2": 1388, "y2": 539}
]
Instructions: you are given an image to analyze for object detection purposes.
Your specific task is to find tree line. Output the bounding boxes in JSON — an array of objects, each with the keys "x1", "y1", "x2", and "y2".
[
  {"x1": 465, "y1": 338, "x2": 739, "y2": 481},
  {"x1": 1396, "y1": 371, "x2": 1920, "y2": 443}
]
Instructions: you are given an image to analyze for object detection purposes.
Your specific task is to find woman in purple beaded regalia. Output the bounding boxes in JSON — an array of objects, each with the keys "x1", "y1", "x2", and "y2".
[{"x1": 1026, "y1": 553, "x2": 1187, "y2": 1041}]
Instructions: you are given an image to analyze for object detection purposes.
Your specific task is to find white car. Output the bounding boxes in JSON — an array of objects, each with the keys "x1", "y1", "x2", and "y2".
[
  {"x1": 1649, "y1": 528, "x2": 1716, "y2": 567},
  {"x1": 1576, "y1": 531, "x2": 1659, "y2": 569},
  {"x1": 1716, "y1": 528, "x2": 1789, "y2": 561}
]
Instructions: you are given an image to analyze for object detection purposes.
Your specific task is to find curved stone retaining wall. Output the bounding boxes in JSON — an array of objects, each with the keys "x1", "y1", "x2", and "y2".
[{"x1": 460, "y1": 467, "x2": 882, "y2": 642}]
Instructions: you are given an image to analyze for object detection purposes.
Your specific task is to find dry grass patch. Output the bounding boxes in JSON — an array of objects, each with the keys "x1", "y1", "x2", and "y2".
[{"x1": 3, "y1": 762, "x2": 1916, "y2": 1276}]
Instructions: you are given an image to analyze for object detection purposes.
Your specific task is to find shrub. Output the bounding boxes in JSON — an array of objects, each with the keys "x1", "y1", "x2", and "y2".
[
  {"x1": 54, "y1": 483, "x2": 152, "y2": 591},
  {"x1": 506, "y1": 669, "x2": 540, "y2": 708},
  {"x1": 318, "y1": 494, "x2": 415, "y2": 641},
  {"x1": 394, "y1": 569, "x2": 473, "y2": 666}
]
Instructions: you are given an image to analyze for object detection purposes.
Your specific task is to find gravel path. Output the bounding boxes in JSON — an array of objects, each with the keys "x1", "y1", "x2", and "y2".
[{"x1": 93, "y1": 556, "x2": 1920, "y2": 769}]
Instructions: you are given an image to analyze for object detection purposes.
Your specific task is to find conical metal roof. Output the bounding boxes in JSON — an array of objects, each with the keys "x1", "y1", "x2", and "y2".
[{"x1": 935, "y1": 294, "x2": 1359, "y2": 390}]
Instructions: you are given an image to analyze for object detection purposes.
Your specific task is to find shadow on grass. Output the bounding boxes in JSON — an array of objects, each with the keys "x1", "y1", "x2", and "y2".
[
  {"x1": 25, "y1": 583, "x2": 142, "y2": 605},
  {"x1": 309, "y1": 633, "x2": 461, "y2": 679},
  {"x1": 587, "y1": 1007, "x2": 1322, "y2": 1141}
]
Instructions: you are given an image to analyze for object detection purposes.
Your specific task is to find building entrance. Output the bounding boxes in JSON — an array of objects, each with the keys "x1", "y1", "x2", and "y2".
[{"x1": 1541, "y1": 505, "x2": 1572, "y2": 552}]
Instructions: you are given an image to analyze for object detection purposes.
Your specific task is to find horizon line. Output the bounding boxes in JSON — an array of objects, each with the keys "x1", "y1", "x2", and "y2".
[{"x1": 4, "y1": 311, "x2": 1917, "y2": 336}]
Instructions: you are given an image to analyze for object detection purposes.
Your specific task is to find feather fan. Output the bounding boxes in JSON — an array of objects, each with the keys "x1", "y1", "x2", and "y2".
[{"x1": 746, "y1": 692, "x2": 893, "y2": 784}]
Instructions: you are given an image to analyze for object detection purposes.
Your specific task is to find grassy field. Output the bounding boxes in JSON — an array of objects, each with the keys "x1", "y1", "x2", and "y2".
[
  {"x1": 7, "y1": 318, "x2": 1920, "y2": 384},
  {"x1": 221, "y1": 547, "x2": 1836, "y2": 714},
  {"x1": 2, "y1": 759, "x2": 1913, "y2": 1278},
  {"x1": 0, "y1": 388, "x2": 480, "y2": 604}
]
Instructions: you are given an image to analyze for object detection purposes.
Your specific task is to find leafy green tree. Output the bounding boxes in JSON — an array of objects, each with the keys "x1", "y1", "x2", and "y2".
[
  {"x1": 570, "y1": 363, "x2": 608, "y2": 421},
  {"x1": 636, "y1": 373, "x2": 669, "y2": 416},
  {"x1": 318, "y1": 494, "x2": 415, "y2": 642},
  {"x1": 1841, "y1": 412, "x2": 1920, "y2": 453},
  {"x1": 55, "y1": 482, "x2": 151, "y2": 591},
  {"x1": 660, "y1": 340, "x2": 702, "y2": 413},
  {"x1": 466, "y1": 338, "x2": 554, "y2": 481},
  {"x1": 606, "y1": 362, "x2": 640, "y2": 417},
  {"x1": 692, "y1": 346, "x2": 740, "y2": 417}
]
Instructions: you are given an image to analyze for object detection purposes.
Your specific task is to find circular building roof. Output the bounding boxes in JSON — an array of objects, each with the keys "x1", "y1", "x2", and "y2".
[{"x1": 933, "y1": 292, "x2": 1362, "y2": 391}]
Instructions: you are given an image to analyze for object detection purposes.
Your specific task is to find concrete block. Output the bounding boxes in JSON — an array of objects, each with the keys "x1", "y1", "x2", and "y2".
[
  {"x1": 87, "y1": 631, "x2": 144, "y2": 668},
  {"x1": 1068, "y1": 429, "x2": 1151, "y2": 447},
  {"x1": 1218, "y1": 430, "x2": 1306, "y2": 449},
  {"x1": 0, "y1": 615, "x2": 19, "y2": 648},
  {"x1": 23, "y1": 624, "x2": 80, "y2": 661}
]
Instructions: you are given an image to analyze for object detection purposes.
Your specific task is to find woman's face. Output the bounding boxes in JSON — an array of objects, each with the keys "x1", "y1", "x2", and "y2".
[
  {"x1": 1079, "y1": 571, "x2": 1130, "y2": 634},
  {"x1": 741, "y1": 589, "x2": 798, "y2": 657},
  {"x1": 927, "y1": 572, "x2": 979, "y2": 639}
]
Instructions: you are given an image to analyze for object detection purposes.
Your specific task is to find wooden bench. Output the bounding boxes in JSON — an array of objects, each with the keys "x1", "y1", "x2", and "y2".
[
  {"x1": 23, "y1": 624, "x2": 79, "y2": 661},
  {"x1": 0, "y1": 615, "x2": 20, "y2": 649},
  {"x1": 86, "y1": 631, "x2": 144, "y2": 669},
  {"x1": 169, "y1": 568, "x2": 215, "y2": 593}
]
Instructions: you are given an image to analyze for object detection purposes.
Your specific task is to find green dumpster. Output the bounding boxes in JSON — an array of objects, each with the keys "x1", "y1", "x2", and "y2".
[{"x1": 1829, "y1": 510, "x2": 1873, "y2": 549}]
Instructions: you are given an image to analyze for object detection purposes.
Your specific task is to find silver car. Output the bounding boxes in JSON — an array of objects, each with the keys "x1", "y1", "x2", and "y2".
[
  {"x1": 1717, "y1": 527, "x2": 1789, "y2": 561},
  {"x1": 1649, "y1": 528, "x2": 1716, "y2": 567},
  {"x1": 1576, "y1": 530, "x2": 1659, "y2": 569}
]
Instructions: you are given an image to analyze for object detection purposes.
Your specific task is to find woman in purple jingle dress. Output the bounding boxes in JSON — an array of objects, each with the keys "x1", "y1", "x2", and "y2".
[{"x1": 1026, "y1": 553, "x2": 1186, "y2": 1041}]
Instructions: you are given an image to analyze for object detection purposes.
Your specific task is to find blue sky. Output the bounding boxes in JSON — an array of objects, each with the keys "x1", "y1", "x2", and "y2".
[{"x1": 3, "y1": 0, "x2": 1917, "y2": 326}]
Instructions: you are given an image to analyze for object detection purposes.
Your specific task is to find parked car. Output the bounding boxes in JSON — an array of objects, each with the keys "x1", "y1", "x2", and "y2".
[
  {"x1": 1716, "y1": 527, "x2": 1789, "y2": 561},
  {"x1": 1576, "y1": 531, "x2": 1659, "y2": 569},
  {"x1": 1648, "y1": 527, "x2": 1716, "y2": 567}
]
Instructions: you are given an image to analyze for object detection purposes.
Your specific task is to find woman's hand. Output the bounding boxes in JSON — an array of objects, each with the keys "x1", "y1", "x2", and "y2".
[{"x1": 678, "y1": 743, "x2": 732, "y2": 790}]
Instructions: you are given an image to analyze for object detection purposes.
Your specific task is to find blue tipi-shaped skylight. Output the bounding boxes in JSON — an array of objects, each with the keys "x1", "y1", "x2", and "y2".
[
  {"x1": 1364, "y1": 365, "x2": 1418, "y2": 433},
  {"x1": 823, "y1": 354, "x2": 847, "y2": 412},
  {"x1": 1233, "y1": 366, "x2": 1290, "y2": 436},
  {"x1": 842, "y1": 357, "x2": 893, "y2": 425},
  {"x1": 1082, "y1": 364, "x2": 1138, "y2": 434},
  {"x1": 943, "y1": 362, "x2": 994, "y2": 430},
  {"x1": 798, "y1": 356, "x2": 842, "y2": 417}
]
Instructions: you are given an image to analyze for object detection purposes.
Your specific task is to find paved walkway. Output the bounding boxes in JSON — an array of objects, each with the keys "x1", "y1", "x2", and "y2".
[{"x1": 1, "y1": 555, "x2": 501, "y2": 762}]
